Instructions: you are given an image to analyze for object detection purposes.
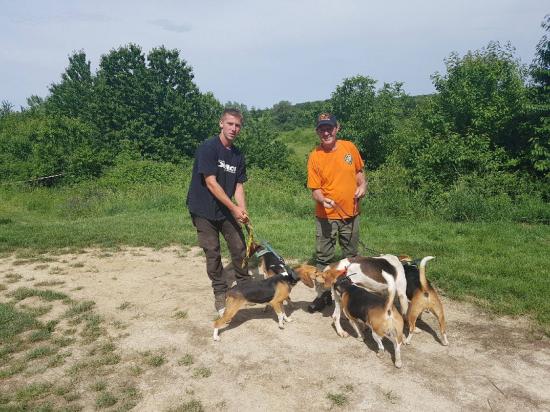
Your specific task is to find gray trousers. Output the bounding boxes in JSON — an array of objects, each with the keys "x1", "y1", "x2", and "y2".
[
  {"x1": 314, "y1": 215, "x2": 360, "y2": 296},
  {"x1": 191, "y1": 214, "x2": 250, "y2": 297}
]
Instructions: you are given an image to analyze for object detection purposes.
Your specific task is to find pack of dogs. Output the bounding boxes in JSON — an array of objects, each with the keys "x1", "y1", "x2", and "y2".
[{"x1": 212, "y1": 243, "x2": 448, "y2": 369}]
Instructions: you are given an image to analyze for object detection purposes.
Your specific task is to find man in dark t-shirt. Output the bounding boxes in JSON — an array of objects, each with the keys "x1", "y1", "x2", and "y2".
[{"x1": 186, "y1": 108, "x2": 251, "y2": 315}]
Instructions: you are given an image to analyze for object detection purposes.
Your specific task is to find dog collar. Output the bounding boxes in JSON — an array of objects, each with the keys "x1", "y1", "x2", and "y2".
[
  {"x1": 254, "y1": 248, "x2": 271, "y2": 258},
  {"x1": 286, "y1": 266, "x2": 300, "y2": 281}
]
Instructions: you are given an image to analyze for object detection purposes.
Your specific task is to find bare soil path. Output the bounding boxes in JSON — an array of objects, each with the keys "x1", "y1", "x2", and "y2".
[{"x1": 1, "y1": 247, "x2": 549, "y2": 411}]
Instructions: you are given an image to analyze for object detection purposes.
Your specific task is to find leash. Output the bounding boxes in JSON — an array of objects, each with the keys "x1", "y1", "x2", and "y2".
[
  {"x1": 331, "y1": 200, "x2": 382, "y2": 256},
  {"x1": 242, "y1": 222, "x2": 257, "y2": 268}
]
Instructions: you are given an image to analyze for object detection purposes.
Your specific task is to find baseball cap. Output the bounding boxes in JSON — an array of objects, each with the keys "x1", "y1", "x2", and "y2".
[{"x1": 316, "y1": 113, "x2": 337, "y2": 129}]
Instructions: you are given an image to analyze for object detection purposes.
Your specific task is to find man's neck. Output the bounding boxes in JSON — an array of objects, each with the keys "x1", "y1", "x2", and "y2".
[
  {"x1": 218, "y1": 134, "x2": 232, "y2": 149},
  {"x1": 320, "y1": 141, "x2": 337, "y2": 152}
]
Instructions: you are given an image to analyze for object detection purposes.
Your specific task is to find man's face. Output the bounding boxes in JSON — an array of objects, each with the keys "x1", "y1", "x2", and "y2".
[
  {"x1": 316, "y1": 125, "x2": 338, "y2": 150},
  {"x1": 219, "y1": 114, "x2": 242, "y2": 143}
]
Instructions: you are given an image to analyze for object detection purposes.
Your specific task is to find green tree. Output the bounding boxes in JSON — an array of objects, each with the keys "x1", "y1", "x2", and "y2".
[
  {"x1": 46, "y1": 44, "x2": 222, "y2": 167},
  {"x1": 1, "y1": 100, "x2": 14, "y2": 117},
  {"x1": 93, "y1": 44, "x2": 220, "y2": 161},
  {"x1": 224, "y1": 101, "x2": 249, "y2": 117},
  {"x1": 330, "y1": 75, "x2": 407, "y2": 168},
  {"x1": 431, "y1": 42, "x2": 528, "y2": 155},
  {"x1": 47, "y1": 51, "x2": 94, "y2": 119},
  {"x1": 237, "y1": 115, "x2": 292, "y2": 171},
  {"x1": 271, "y1": 100, "x2": 294, "y2": 130},
  {"x1": 527, "y1": 15, "x2": 550, "y2": 175}
]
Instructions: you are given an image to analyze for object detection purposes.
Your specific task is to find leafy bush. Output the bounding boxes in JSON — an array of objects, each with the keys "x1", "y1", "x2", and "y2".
[
  {"x1": 100, "y1": 159, "x2": 189, "y2": 187},
  {"x1": 361, "y1": 162, "x2": 549, "y2": 223},
  {"x1": 363, "y1": 163, "x2": 425, "y2": 219},
  {"x1": 237, "y1": 116, "x2": 293, "y2": 172},
  {"x1": 437, "y1": 180, "x2": 513, "y2": 222}
]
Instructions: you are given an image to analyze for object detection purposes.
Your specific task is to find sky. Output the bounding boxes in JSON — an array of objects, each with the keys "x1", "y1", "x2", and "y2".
[{"x1": 1, "y1": 0, "x2": 548, "y2": 110}]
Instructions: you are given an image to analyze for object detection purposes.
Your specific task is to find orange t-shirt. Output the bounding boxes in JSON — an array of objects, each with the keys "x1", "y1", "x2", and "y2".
[{"x1": 307, "y1": 140, "x2": 365, "y2": 219}]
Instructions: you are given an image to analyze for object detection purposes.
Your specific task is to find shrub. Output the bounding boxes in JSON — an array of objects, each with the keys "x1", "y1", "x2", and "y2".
[
  {"x1": 99, "y1": 159, "x2": 189, "y2": 187},
  {"x1": 237, "y1": 116, "x2": 293, "y2": 172}
]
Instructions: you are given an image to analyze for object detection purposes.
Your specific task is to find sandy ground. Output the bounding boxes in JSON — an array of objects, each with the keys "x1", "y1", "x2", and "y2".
[{"x1": 1, "y1": 246, "x2": 549, "y2": 411}]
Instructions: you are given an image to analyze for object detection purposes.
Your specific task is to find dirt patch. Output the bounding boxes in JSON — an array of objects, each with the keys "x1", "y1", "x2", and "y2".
[{"x1": 1, "y1": 247, "x2": 549, "y2": 411}]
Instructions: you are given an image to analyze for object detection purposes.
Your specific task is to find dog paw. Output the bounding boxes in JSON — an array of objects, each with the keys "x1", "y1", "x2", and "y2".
[
  {"x1": 337, "y1": 331, "x2": 349, "y2": 338},
  {"x1": 441, "y1": 335, "x2": 449, "y2": 346},
  {"x1": 278, "y1": 324, "x2": 285, "y2": 329},
  {"x1": 376, "y1": 350, "x2": 385, "y2": 358},
  {"x1": 394, "y1": 360, "x2": 403, "y2": 368},
  {"x1": 413, "y1": 327, "x2": 422, "y2": 334},
  {"x1": 285, "y1": 317, "x2": 293, "y2": 323},
  {"x1": 213, "y1": 335, "x2": 220, "y2": 342}
]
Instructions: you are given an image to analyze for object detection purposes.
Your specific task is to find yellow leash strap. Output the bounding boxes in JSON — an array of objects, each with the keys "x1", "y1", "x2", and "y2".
[{"x1": 242, "y1": 222, "x2": 256, "y2": 268}]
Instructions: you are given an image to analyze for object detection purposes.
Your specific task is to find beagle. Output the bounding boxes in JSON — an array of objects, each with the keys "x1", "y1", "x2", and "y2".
[
  {"x1": 250, "y1": 242, "x2": 295, "y2": 310},
  {"x1": 324, "y1": 255, "x2": 409, "y2": 316},
  {"x1": 252, "y1": 243, "x2": 290, "y2": 279},
  {"x1": 399, "y1": 256, "x2": 448, "y2": 346},
  {"x1": 212, "y1": 265, "x2": 315, "y2": 341},
  {"x1": 326, "y1": 267, "x2": 405, "y2": 368}
]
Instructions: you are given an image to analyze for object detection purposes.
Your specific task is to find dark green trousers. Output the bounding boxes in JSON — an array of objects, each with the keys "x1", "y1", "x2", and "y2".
[
  {"x1": 315, "y1": 215, "x2": 360, "y2": 270},
  {"x1": 314, "y1": 215, "x2": 360, "y2": 296}
]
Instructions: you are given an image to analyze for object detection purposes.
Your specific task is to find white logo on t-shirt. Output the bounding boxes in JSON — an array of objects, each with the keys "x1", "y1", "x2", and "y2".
[{"x1": 218, "y1": 160, "x2": 237, "y2": 174}]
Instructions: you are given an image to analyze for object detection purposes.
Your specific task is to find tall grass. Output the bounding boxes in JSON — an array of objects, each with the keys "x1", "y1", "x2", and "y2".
[{"x1": 0, "y1": 162, "x2": 549, "y2": 334}]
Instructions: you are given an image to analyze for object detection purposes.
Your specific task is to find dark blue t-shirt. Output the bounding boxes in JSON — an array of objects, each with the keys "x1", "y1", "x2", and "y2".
[{"x1": 186, "y1": 136, "x2": 247, "y2": 221}]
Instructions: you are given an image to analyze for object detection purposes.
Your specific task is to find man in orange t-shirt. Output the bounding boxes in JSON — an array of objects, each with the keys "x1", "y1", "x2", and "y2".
[{"x1": 306, "y1": 113, "x2": 367, "y2": 312}]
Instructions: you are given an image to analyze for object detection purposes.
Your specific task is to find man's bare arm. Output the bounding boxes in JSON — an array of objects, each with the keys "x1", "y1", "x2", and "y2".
[
  {"x1": 234, "y1": 183, "x2": 248, "y2": 223},
  {"x1": 204, "y1": 175, "x2": 248, "y2": 223},
  {"x1": 312, "y1": 188, "x2": 334, "y2": 209},
  {"x1": 354, "y1": 170, "x2": 367, "y2": 199}
]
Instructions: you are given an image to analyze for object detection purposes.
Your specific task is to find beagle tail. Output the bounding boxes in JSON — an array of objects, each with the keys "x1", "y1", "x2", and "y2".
[
  {"x1": 381, "y1": 270, "x2": 396, "y2": 319},
  {"x1": 419, "y1": 256, "x2": 435, "y2": 292}
]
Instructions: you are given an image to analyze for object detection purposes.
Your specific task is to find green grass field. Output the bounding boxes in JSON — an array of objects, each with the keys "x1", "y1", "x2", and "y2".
[
  {"x1": 278, "y1": 128, "x2": 318, "y2": 163},
  {"x1": 1, "y1": 170, "x2": 549, "y2": 335}
]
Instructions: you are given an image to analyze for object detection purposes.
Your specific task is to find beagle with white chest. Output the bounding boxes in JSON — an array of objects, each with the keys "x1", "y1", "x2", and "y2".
[
  {"x1": 212, "y1": 264, "x2": 315, "y2": 341},
  {"x1": 318, "y1": 266, "x2": 405, "y2": 368}
]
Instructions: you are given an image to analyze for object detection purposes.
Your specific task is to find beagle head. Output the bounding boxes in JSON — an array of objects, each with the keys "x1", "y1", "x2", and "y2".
[
  {"x1": 398, "y1": 255, "x2": 413, "y2": 264},
  {"x1": 247, "y1": 241, "x2": 263, "y2": 257},
  {"x1": 292, "y1": 264, "x2": 320, "y2": 289},
  {"x1": 316, "y1": 268, "x2": 347, "y2": 288}
]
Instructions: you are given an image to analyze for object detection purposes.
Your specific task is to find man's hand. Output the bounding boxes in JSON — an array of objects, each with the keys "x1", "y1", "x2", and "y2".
[
  {"x1": 354, "y1": 171, "x2": 367, "y2": 199},
  {"x1": 322, "y1": 198, "x2": 335, "y2": 209},
  {"x1": 232, "y1": 205, "x2": 249, "y2": 224},
  {"x1": 354, "y1": 183, "x2": 367, "y2": 199}
]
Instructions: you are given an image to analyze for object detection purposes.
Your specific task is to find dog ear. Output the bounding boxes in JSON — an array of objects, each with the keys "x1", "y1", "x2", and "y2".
[
  {"x1": 300, "y1": 271, "x2": 315, "y2": 288},
  {"x1": 293, "y1": 265, "x2": 316, "y2": 288},
  {"x1": 320, "y1": 269, "x2": 343, "y2": 288},
  {"x1": 398, "y1": 255, "x2": 412, "y2": 263}
]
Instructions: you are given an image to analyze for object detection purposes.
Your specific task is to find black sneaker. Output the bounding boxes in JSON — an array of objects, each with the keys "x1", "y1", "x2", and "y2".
[
  {"x1": 323, "y1": 290, "x2": 333, "y2": 306},
  {"x1": 308, "y1": 291, "x2": 332, "y2": 313},
  {"x1": 308, "y1": 296, "x2": 326, "y2": 313}
]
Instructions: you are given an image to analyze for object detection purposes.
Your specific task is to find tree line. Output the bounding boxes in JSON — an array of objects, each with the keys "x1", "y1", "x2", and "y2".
[{"x1": 0, "y1": 16, "x2": 548, "y2": 222}]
